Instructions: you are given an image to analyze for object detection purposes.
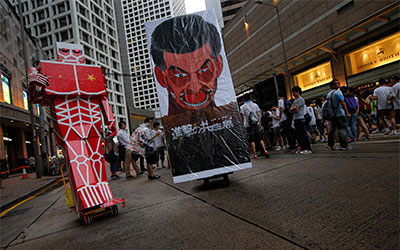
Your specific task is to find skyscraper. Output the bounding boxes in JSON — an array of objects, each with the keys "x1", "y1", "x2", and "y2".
[
  {"x1": 221, "y1": 0, "x2": 246, "y2": 25},
  {"x1": 121, "y1": 0, "x2": 185, "y2": 111},
  {"x1": 10, "y1": 0, "x2": 129, "y2": 129}
]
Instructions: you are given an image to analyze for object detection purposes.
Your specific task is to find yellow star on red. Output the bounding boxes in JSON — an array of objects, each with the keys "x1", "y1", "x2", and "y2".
[
  {"x1": 58, "y1": 74, "x2": 62, "y2": 78},
  {"x1": 87, "y1": 74, "x2": 95, "y2": 81}
]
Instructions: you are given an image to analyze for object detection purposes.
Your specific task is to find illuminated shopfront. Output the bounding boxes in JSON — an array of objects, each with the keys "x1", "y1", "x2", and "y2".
[
  {"x1": 293, "y1": 61, "x2": 333, "y2": 92},
  {"x1": 344, "y1": 32, "x2": 400, "y2": 76},
  {"x1": 344, "y1": 32, "x2": 400, "y2": 88}
]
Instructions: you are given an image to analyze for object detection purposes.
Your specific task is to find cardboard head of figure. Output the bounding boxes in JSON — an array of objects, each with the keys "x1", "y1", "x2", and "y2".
[
  {"x1": 56, "y1": 42, "x2": 85, "y2": 64},
  {"x1": 151, "y1": 15, "x2": 223, "y2": 111}
]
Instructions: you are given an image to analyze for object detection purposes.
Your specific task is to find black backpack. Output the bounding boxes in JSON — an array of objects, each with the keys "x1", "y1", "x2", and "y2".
[
  {"x1": 283, "y1": 99, "x2": 292, "y2": 117},
  {"x1": 322, "y1": 90, "x2": 339, "y2": 121}
]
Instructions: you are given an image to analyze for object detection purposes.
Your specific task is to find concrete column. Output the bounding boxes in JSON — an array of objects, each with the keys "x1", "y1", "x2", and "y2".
[
  {"x1": 331, "y1": 51, "x2": 347, "y2": 86},
  {"x1": 0, "y1": 124, "x2": 5, "y2": 161}
]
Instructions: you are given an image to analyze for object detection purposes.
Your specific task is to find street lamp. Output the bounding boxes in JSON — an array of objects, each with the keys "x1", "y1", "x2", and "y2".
[{"x1": 255, "y1": 0, "x2": 291, "y2": 97}]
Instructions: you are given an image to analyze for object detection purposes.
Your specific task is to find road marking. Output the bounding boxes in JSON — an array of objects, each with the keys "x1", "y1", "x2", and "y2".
[{"x1": 0, "y1": 181, "x2": 59, "y2": 218}]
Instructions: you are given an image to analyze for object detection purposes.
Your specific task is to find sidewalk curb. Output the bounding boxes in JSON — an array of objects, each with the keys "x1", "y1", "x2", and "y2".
[{"x1": 0, "y1": 177, "x2": 63, "y2": 213}]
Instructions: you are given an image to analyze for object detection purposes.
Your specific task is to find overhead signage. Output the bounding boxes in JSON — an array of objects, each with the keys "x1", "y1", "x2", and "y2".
[
  {"x1": 293, "y1": 61, "x2": 333, "y2": 91},
  {"x1": 344, "y1": 32, "x2": 400, "y2": 76}
]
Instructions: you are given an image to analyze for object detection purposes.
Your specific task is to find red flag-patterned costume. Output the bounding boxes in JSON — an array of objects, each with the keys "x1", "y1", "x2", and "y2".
[{"x1": 28, "y1": 42, "x2": 124, "y2": 212}]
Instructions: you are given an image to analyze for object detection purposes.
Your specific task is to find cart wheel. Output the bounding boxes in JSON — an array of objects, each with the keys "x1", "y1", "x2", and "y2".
[
  {"x1": 84, "y1": 214, "x2": 93, "y2": 225},
  {"x1": 111, "y1": 205, "x2": 118, "y2": 216},
  {"x1": 223, "y1": 175, "x2": 230, "y2": 186}
]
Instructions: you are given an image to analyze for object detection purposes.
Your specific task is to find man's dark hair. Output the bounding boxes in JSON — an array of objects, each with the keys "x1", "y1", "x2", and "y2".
[
  {"x1": 292, "y1": 86, "x2": 302, "y2": 95},
  {"x1": 144, "y1": 117, "x2": 154, "y2": 123},
  {"x1": 379, "y1": 78, "x2": 387, "y2": 85},
  {"x1": 153, "y1": 121, "x2": 160, "y2": 128},
  {"x1": 243, "y1": 93, "x2": 251, "y2": 101},
  {"x1": 391, "y1": 75, "x2": 400, "y2": 82},
  {"x1": 150, "y1": 14, "x2": 221, "y2": 71},
  {"x1": 329, "y1": 79, "x2": 339, "y2": 87},
  {"x1": 118, "y1": 120, "x2": 126, "y2": 129}
]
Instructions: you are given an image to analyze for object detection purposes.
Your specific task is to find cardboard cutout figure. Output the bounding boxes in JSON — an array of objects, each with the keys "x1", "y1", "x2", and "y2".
[
  {"x1": 28, "y1": 42, "x2": 124, "y2": 212},
  {"x1": 146, "y1": 11, "x2": 251, "y2": 183}
]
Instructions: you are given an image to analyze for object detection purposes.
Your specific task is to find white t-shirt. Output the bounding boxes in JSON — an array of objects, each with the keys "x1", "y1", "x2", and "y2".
[
  {"x1": 373, "y1": 86, "x2": 392, "y2": 110},
  {"x1": 277, "y1": 99, "x2": 287, "y2": 121},
  {"x1": 391, "y1": 82, "x2": 400, "y2": 109},
  {"x1": 240, "y1": 101, "x2": 261, "y2": 128},
  {"x1": 153, "y1": 129, "x2": 164, "y2": 148},
  {"x1": 306, "y1": 106, "x2": 317, "y2": 126},
  {"x1": 272, "y1": 109, "x2": 280, "y2": 128}
]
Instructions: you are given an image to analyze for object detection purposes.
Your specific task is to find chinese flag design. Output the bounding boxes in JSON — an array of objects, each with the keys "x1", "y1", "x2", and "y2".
[
  {"x1": 40, "y1": 62, "x2": 76, "y2": 94},
  {"x1": 40, "y1": 62, "x2": 106, "y2": 95},
  {"x1": 76, "y1": 65, "x2": 106, "y2": 94}
]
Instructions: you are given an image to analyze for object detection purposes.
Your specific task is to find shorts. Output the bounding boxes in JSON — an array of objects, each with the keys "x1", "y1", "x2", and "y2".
[
  {"x1": 378, "y1": 109, "x2": 394, "y2": 121},
  {"x1": 246, "y1": 125, "x2": 261, "y2": 143},
  {"x1": 316, "y1": 119, "x2": 324, "y2": 133},
  {"x1": 273, "y1": 127, "x2": 281, "y2": 138},
  {"x1": 145, "y1": 151, "x2": 158, "y2": 165},
  {"x1": 309, "y1": 124, "x2": 317, "y2": 135}
]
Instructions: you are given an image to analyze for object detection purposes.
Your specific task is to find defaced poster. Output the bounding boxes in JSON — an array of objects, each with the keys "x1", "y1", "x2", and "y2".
[{"x1": 145, "y1": 11, "x2": 251, "y2": 183}]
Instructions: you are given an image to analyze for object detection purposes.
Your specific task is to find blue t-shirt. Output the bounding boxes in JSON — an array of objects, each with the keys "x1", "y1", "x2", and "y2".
[{"x1": 328, "y1": 90, "x2": 345, "y2": 117}]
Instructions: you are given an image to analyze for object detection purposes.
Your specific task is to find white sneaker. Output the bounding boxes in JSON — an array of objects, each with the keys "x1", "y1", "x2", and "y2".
[
  {"x1": 300, "y1": 150, "x2": 312, "y2": 154},
  {"x1": 340, "y1": 145, "x2": 353, "y2": 151},
  {"x1": 391, "y1": 130, "x2": 398, "y2": 135},
  {"x1": 383, "y1": 128, "x2": 390, "y2": 135},
  {"x1": 275, "y1": 146, "x2": 282, "y2": 151},
  {"x1": 371, "y1": 129, "x2": 380, "y2": 134}
]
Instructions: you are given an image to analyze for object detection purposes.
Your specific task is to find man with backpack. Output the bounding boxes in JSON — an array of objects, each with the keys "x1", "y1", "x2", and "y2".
[
  {"x1": 342, "y1": 87, "x2": 359, "y2": 142},
  {"x1": 240, "y1": 94, "x2": 270, "y2": 159},
  {"x1": 278, "y1": 94, "x2": 296, "y2": 151},
  {"x1": 324, "y1": 79, "x2": 352, "y2": 150}
]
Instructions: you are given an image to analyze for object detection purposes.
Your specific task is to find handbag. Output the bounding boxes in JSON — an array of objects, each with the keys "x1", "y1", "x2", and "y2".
[
  {"x1": 145, "y1": 145, "x2": 157, "y2": 158},
  {"x1": 104, "y1": 149, "x2": 117, "y2": 163}
]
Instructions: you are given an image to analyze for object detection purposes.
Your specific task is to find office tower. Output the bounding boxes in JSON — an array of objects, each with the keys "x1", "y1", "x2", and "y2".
[
  {"x1": 121, "y1": 0, "x2": 185, "y2": 110},
  {"x1": 10, "y1": 0, "x2": 129, "y2": 128},
  {"x1": 221, "y1": 0, "x2": 246, "y2": 25}
]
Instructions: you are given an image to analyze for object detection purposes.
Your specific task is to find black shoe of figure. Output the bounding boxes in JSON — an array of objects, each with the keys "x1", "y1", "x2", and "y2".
[
  {"x1": 137, "y1": 171, "x2": 144, "y2": 175},
  {"x1": 148, "y1": 175, "x2": 160, "y2": 180},
  {"x1": 126, "y1": 175, "x2": 134, "y2": 179}
]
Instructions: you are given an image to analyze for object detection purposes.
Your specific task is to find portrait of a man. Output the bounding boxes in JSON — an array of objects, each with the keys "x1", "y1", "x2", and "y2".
[{"x1": 146, "y1": 11, "x2": 251, "y2": 183}]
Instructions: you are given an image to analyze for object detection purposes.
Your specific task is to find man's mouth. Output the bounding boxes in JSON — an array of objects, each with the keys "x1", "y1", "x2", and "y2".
[{"x1": 180, "y1": 89, "x2": 212, "y2": 108}]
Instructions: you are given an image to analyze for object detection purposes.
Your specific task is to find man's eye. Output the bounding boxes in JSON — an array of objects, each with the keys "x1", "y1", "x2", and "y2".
[
  {"x1": 199, "y1": 67, "x2": 208, "y2": 73},
  {"x1": 174, "y1": 73, "x2": 187, "y2": 78}
]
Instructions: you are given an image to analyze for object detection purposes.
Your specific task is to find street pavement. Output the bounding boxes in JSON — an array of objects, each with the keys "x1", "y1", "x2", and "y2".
[
  {"x1": 1, "y1": 135, "x2": 399, "y2": 250},
  {"x1": 0, "y1": 173, "x2": 60, "y2": 210}
]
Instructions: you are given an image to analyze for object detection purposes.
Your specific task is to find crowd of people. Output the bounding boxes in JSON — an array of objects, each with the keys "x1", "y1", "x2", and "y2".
[
  {"x1": 105, "y1": 76, "x2": 399, "y2": 178},
  {"x1": 240, "y1": 76, "x2": 400, "y2": 156},
  {"x1": 104, "y1": 117, "x2": 167, "y2": 180}
]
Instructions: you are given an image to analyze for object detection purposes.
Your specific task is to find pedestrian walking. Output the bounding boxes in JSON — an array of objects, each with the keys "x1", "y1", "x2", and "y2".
[
  {"x1": 240, "y1": 94, "x2": 270, "y2": 158},
  {"x1": 278, "y1": 94, "x2": 297, "y2": 151},
  {"x1": 290, "y1": 86, "x2": 312, "y2": 154},
  {"x1": 343, "y1": 87, "x2": 359, "y2": 141},
  {"x1": 306, "y1": 101, "x2": 317, "y2": 144},
  {"x1": 390, "y1": 76, "x2": 400, "y2": 126},
  {"x1": 326, "y1": 79, "x2": 352, "y2": 150},
  {"x1": 117, "y1": 120, "x2": 141, "y2": 179},
  {"x1": 369, "y1": 78, "x2": 397, "y2": 135},
  {"x1": 271, "y1": 106, "x2": 284, "y2": 150},
  {"x1": 314, "y1": 99, "x2": 327, "y2": 142},
  {"x1": 153, "y1": 122, "x2": 166, "y2": 169},
  {"x1": 104, "y1": 129, "x2": 121, "y2": 180}
]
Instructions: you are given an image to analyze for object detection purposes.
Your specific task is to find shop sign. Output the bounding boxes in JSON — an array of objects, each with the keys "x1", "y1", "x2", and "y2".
[
  {"x1": 1, "y1": 73, "x2": 11, "y2": 104},
  {"x1": 345, "y1": 32, "x2": 400, "y2": 76},
  {"x1": 293, "y1": 61, "x2": 333, "y2": 91}
]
